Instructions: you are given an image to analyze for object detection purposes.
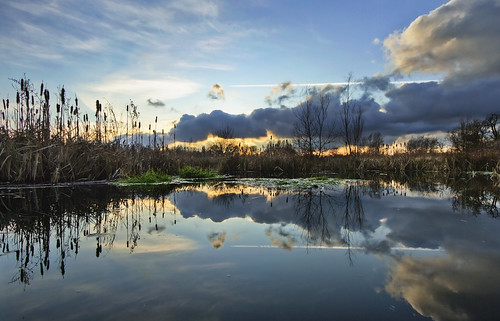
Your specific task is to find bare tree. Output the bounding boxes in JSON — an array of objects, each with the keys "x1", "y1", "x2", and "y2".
[
  {"x1": 294, "y1": 89, "x2": 316, "y2": 158},
  {"x1": 484, "y1": 112, "x2": 499, "y2": 140},
  {"x1": 210, "y1": 125, "x2": 239, "y2": 155},
  {"x1": 315, "y1": 87, "x2": 336, "y2": 156},
  {"x1": 340, "y1": 73, "x2": 364, "y2": 155},
  {"x1": 361, "y1": 132, "x2": 384, "y2": 154},
  {"x1": 294, "y1": 87, "x2": 336, "y2": 157}
]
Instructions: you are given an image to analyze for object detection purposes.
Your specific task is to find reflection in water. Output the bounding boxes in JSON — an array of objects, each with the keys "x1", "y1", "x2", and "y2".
[
  {"x1": 1, "y1": 179, "x2": 499, "y2": 320},
  {"x1": 208, "y1": 232, "x2": 227, "y2": 249}
]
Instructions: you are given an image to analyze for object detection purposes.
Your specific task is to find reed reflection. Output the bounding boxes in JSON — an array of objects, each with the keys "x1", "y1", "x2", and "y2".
[{"x1": 0, "y1": 184, "x2": 180, "y2": 285}]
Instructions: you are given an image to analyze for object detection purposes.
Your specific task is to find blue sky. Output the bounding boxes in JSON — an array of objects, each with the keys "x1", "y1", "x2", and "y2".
[{"x1": 1, "y1": 0, "x2": 499, "y2": 144}]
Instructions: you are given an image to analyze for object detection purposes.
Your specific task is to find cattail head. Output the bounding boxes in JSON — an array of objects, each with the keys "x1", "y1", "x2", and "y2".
[
  {"x1": 60, "y1": 87, "x2": 65, "y2": 105},
  {"x1": 21, "y1": 78, "x2": 24, "y2": 91},
  {"x1": 40, "y1": 83, "x2": 44, "y2": 96}
]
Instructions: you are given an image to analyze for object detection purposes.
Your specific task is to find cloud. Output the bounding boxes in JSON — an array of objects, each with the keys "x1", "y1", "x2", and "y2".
[
  {"x1": 170, "y1": 73, "x2": 500, "y2": 144},
  {"x1": 208, "y1": 83, "x2": 226, "y2": 100},
  {"x1": 89, "y1": 76, "x2": 201, "y2": 101},
  {"x1": 147, "y1": 98, "x2": 166, "y2": 107},
  {"x1": 168, "y1": 0, "x2": 219, "y2": 18},
  {"x1": 384, "y1": 0, "x2": 500, "y2": 79},
  {"x1": 362, "y1": 76, "x2": 500, "y2": 138},
  {"x1": 265, "y1": 81, "x2": 296, "y2": 107},
  {"x1": 170, "y1": 108, "x2": 296, "y2": 142}
]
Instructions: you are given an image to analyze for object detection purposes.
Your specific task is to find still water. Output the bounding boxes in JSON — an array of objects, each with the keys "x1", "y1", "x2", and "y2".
[{"x1": 1, "y1": 178, "x2": 499, "y2": 321}]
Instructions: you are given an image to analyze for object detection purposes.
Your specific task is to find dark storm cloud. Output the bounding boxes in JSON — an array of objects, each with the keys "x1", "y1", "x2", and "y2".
[
  {"x1": 362, "y1": 77, "x2": 500, "y2": 138},
  {"x1": 147, "y1": 98, "x2": 165, "y2": 107},
  {"x1": 170, "y1": 107, "x2": 296, "y2": 142}
]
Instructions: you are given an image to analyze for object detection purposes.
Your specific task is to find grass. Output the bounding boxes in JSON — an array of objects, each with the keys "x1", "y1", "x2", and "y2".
[
  {"x1": 178, "y1": 165, "x2": 217, "y2": 179},
  {"x1": 119, "y1": 169, "x2": 170, "y2": 184}
]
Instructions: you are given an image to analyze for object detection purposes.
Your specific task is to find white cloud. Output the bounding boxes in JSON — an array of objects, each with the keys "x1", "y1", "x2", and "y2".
[
  {"x1": 168, "y1": 0, "x2": 219, "y2": 18},
  {"x1": 90, "y1": 76, "x2": 202, "y2": 101},
  {"x1": 384, "y1": 0, "x2": 500, "y2": 79}
]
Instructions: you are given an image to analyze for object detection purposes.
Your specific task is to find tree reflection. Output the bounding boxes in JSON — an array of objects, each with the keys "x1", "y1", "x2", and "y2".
[
  {"x1": 449, "y1": 177, "x2": 499, "y2": 217},
  {"x1": 292, "y1": 183, "x2": 366, "y2": 265}
]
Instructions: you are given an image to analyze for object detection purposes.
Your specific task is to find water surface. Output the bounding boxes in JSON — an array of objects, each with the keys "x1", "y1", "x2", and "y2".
[{"x1": 1, "y1": 179, "x2": 499, "y2": 320}]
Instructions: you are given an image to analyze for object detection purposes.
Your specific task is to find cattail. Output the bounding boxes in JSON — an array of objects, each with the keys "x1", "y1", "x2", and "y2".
[
  {"x1": 16, "y1": 92, "x2": 20, "y2": 104},
  {"x1": 21, "y1": 78, "x2": 24, "y2": 91},
  {"x1": 60, "y1": 87, "x2": 65, "y2": 105},
  {"x1": 57, "y1": 104, "x2": 60, "y2": 113},
  {"x1": 40, "y1": 83, "x2": 44, "y2": 96}
]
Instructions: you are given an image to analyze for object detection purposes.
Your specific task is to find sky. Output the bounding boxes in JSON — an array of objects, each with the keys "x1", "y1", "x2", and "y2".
[{"x1": 1, "y1": 0, "x2": 500, "y2": 145}]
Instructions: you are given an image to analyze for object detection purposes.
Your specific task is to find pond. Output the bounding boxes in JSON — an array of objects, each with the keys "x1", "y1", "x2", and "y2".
[{"x1": 1, "y1": 178, "x2": 499, "y2": 321}]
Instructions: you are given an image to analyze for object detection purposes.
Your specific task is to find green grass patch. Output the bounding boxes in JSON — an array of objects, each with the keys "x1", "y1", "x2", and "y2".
[
  {"x1": 309, "y1": 176, "x2": 328, "y2": 181},
  {"x1": 178, "y1": 166, "x2": 217, "y2": 179},
  {"x1": 119, "y1": 169, "x2": 171, "y2": 184}
]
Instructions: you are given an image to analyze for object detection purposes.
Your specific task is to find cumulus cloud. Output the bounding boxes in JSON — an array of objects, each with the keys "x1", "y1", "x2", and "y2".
[
  {"x1": 384, "y1": 0, "x2": 500, "y2": 79},
  {"x1": 207, "y1": 83, "x2": 225, "y2": 100}
]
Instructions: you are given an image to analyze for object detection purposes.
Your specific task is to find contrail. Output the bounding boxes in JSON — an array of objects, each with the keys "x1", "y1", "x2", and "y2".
[{"x1": 229, "y1": 80, "x2": 440, "y2": 88}]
